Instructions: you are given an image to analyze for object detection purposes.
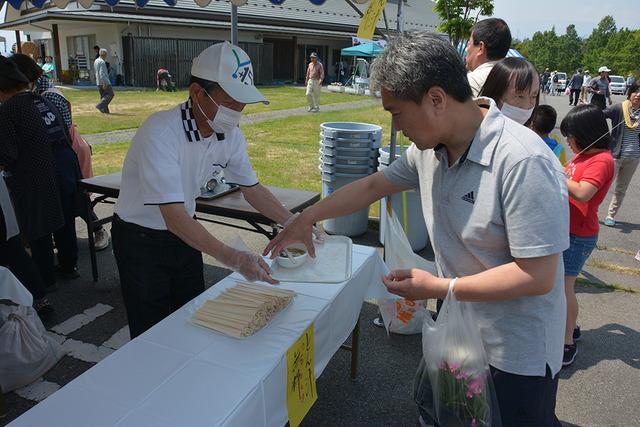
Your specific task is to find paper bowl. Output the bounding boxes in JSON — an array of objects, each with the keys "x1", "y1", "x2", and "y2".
[{"x1": 275, "y1": 245, "x2": 308, "y2": 269}]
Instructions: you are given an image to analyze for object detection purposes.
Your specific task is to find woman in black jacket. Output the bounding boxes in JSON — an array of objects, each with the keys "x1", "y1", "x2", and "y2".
[{"x1": 0, "y1": 56, "x2": 81, "y2": 291}]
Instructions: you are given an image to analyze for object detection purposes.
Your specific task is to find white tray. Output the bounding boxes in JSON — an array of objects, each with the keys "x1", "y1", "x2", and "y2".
[{"x1": 270, "y1": 236, "x2": 353, "y2": 283}]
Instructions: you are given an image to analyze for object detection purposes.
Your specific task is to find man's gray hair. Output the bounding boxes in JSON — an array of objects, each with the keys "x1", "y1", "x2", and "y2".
[
  {"x1": 370, "y1": 32, "x2": 472, "y2": 104},
  {"x1": 99, "y1": 48, "x2": 108, "y2": 56}
]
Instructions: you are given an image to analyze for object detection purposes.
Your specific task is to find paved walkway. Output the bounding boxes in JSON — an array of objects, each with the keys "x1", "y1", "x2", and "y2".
[{"x1": 84, "y1": 98, "x2": 380, "y2": 145}]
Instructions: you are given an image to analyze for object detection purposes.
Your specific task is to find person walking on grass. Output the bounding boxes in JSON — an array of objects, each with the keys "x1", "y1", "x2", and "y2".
[
  {"x1": 603, "y1": 82, "x2": 640, "y2": 227},
  {"x1": 94, "y1": 48, "x2": 114, "y2": 114},
  {"x1": 305, "y1": 52, "x2": 323, "y2": 112},
  {"x1": 560, "y1": 104, "x2": 615, "y2": 367}
]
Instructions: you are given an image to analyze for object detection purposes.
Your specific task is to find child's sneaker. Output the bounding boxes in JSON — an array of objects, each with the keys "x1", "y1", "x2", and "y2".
[{"x1": 563, "y1": 343, "x2": 578, "y2": 367}]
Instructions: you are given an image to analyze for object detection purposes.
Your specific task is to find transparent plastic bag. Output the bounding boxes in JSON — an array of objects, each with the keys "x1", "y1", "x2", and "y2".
[
  {"x1": 378, "y1": 203, "x2": 435, "y2": 335},
  {"x1": 416, "y1": 282, "x2": 501, "y2": 427},
  {"x1": 378, "y1": 298, "x2": 429, "y2": 335}
]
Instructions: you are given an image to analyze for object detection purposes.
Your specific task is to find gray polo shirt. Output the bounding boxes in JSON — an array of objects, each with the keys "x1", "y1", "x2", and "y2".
[
  {"x1": 383, "y1": 98, "x2": 569, "y2": 376},
  {"x1": 591, "y1": 76, "x2": 610, "y2": 98}
]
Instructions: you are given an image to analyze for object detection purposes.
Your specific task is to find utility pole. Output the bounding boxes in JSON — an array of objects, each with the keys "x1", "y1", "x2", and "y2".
[{"x1": 231, "y1": 5, "x2": 238, "y2": 45}]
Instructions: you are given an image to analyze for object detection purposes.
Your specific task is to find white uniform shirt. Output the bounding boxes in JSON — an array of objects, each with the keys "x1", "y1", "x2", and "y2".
[
  {"x1": 114, "y1": 99, "x2": 258, "y2": 230},
  {"x1": 383, "y1": 98, "x2": 569, "y2": 376}
]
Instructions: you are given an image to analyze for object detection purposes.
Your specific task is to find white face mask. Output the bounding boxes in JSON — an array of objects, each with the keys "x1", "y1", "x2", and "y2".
[
  {"x1": 501, "y1": 102, "x2": 534, "y2": 125},
  {"x1": 196, "y1": 89, "x2": 242, "y2": 135}
]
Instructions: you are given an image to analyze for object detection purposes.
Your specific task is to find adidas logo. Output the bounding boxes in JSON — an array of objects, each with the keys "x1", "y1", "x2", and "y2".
[{"x1": 461, "y1": 191, "x2": 475, "y2": 204}]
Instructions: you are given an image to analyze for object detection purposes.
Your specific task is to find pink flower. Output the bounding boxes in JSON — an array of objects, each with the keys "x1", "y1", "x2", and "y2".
[
  {"x1": 470, "y1": 418, "x2": 478, "y2": 427},
  {"x1": 446, "y1": 361, "x2": 460, "y2": 372},
  {"x1": 455, "y1": 371, "x2": 470, "y2": 380},
  {"x1": 465, "y1": 377, "x2": 484, "y2": 399}
]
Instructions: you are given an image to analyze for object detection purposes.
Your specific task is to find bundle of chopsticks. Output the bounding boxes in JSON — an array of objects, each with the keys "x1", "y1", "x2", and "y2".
[{"x1": 192, "y1": 281, "x2": 296, "y2": 338}]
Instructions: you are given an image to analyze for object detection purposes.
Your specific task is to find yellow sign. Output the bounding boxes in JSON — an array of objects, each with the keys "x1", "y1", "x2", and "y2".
[
  {"x1": 286, "y1": 324, "x2": 317, "y2": 427},
  {"x1": 356, "y1": 0, "x2": 388, "y2": 40}
]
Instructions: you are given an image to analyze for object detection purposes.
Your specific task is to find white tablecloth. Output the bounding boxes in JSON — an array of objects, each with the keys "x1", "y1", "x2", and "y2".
[{"x1": 9, "y1": 245, "x2": 389, "y2": 427}]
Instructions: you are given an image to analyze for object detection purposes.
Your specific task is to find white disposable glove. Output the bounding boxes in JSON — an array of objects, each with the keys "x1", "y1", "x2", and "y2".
[{"x1": 222, "y1": 246, "x2": 278, "y2": 284}]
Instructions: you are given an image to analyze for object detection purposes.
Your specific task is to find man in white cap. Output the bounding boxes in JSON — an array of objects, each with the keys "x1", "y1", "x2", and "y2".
[
  {"x1": 305, "y1": 52, "x2": 324, "y2": 112},
  {"x1": 111, "y1": 42, "x2": 295, "y2": 338},
  {"x1": 589, "y1": 66, "x2": 613, "y2": 110}
]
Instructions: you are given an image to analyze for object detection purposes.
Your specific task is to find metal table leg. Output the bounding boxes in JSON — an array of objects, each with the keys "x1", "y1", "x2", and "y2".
[
  {"x1": 83, "y1": 192, "x2": 99, "y2": 282},
  {"x1": 340, "y1": 317, "x2": 361, "y2": 380}
]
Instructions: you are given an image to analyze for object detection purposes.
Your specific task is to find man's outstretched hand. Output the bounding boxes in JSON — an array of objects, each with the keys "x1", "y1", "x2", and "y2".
[{"x1": 263, "y1": 213, "x2": 317, "y2": 259}]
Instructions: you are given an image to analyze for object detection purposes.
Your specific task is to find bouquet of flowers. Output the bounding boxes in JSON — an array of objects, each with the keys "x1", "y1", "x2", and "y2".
[{"x1": 414, "y1": 283, "x2": 500, "y2": 427}]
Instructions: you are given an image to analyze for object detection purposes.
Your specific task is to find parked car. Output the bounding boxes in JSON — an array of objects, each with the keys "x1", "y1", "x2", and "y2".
[
  {"x1": 609, "y1": 75, "x2": 626, "y2": 95},
  {"x1": 556, "y1": 72, "x2": 567, "y2": 91}
]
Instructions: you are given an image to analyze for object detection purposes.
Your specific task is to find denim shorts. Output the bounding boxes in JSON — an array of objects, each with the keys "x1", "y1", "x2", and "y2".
[{"x1": 563, "y1": 234, "x2": 598, "y2": 277}]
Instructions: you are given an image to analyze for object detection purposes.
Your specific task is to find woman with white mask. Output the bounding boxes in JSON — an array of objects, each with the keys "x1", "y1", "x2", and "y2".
[{"x1": 480, "y1": 57, "x2": 539, "y2": 127}]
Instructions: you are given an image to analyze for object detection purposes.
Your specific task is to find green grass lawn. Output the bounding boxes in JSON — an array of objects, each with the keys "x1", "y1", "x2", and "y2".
[
  {"x1": 92, "y1": 103, "x2": 406, "y2": 218},
  {"x1": 63, "y1": 86, "x2": 363, "y2": 135}
]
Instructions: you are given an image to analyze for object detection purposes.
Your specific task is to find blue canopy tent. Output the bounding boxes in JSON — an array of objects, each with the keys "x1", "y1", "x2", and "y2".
[{"x1": 340, "y1": 42, "x2": 385, "y2": 58}]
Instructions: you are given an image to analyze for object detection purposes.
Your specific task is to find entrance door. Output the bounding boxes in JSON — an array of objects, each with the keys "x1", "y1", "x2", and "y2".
[{"x1": 264, "y1": 37, "x2": 294, "y2": 82}]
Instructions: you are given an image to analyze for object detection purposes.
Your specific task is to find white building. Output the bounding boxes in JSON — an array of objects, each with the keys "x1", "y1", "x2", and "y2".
[{"x1": 0, "y1": 0, "x2": 438, "y2": 86}]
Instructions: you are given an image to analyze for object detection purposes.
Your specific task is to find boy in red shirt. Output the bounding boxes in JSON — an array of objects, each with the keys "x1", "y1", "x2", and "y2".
[{"x1": 560, "y1": 104, "x2": 614, "y2": 366}]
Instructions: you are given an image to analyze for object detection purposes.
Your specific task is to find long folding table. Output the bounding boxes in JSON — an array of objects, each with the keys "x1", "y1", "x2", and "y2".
[{"x1": 9, "y1": 245, "x2": 389, "y2": 427}]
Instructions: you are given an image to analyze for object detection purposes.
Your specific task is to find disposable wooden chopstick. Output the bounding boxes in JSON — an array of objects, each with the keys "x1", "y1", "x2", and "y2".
[{"x1": 192, "y1": 281, "x2": 296, "y2": 337}]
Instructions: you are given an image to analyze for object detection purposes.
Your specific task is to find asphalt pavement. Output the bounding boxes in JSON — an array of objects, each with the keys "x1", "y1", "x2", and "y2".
[{"x1": 3, "y1": 93, "x2": 639, "y2": 427}]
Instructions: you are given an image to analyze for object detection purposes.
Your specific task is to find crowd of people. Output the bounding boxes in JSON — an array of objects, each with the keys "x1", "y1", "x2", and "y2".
[{"x1": 0, "y1": 54, "x2": 110, "y2": 314}]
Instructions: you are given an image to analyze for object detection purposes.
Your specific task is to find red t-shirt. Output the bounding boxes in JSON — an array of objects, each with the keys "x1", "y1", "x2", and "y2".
[{"x1": 564, "y1": 150, "x2": 614, "y2": 236}]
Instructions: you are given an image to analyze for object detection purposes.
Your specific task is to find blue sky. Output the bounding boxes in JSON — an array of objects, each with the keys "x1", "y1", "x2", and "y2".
[{"x1": 491, "y1": 0, "x2": 639, "y2": 39}]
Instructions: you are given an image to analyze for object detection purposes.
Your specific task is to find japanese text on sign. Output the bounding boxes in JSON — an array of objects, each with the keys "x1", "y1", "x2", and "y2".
[{"x1": 286, "y1": 324, "x2": 317, "y2": 427}]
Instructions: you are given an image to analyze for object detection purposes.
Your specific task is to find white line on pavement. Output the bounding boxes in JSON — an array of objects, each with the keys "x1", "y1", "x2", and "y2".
[
  {"x1": 61, "y1": 338, "x2": 115, "y2": 364},
  {"x1": 50, "y1": 303, "x2": 113, "y2": 335},
  {"x1": 102, "y1": 326, "x2": 130, "y2": 350},
  {"x1": 14, "y1": 379, "x2": 61, "y2": 402}
]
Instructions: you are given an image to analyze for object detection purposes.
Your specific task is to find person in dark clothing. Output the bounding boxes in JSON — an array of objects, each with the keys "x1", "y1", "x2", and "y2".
[
  {"x1": 0, "y1": 56, "x2": 82, "y2": 288},
  {"x1": 1, "y1": 160, "x2": 51, "y2": 313},
  {"x1": 567, "y1": 68, "x2": 584, "y2": 106},
  {"x1": 12, "y1": 54, "x2": 110, "y2": 254},
  {"x1": 589, "y1": 66, "x2": 613, "y2": 110}
]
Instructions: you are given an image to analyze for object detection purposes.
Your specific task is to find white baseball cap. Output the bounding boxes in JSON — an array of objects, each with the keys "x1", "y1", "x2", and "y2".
[
  {"x1": 191, "y1": 41, "x2": 269, "y2": 105},
  {"x1": 598, "y1": 66, "x2": 611, "y2": 73}
]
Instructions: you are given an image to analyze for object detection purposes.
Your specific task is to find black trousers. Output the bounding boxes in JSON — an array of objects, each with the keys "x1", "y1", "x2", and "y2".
[
  {"x1": 591, "y1": 94, "x2": 606, "y2": 110},
  {"x1": 569, "y1": 89, "x2": 581, "y2": 105},
  {"x1": 414, "y1": 358, "x2": 561, "y2": 427},
  {"x1": 53, "y1": 189, "x2": 79, "y2": 272},
  {"x1": 96, "y1": 86, "x2": 114, "y2": 113},
  {"x1": 111, "y1": 215, "x2": 204, "y2": 339},
  {"x1": 0, "y1": 235, "x2": 47, "y2": 299},
  {"x1": 29, "y1": 233, "x2": 56, "y2": 288}
]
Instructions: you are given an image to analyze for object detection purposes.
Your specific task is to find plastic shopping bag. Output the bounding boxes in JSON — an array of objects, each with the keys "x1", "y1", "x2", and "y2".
[
  {"x1": 0, "y1": 304, "x2": 66, "y2": 392},
  {"x1": 564, "y1": 86, "x2": 571, "y2": 96},
  {"x1": 414, "y1": 282, "x2": 501, "y2": 427},
  {"x1": 378, "y1": 202, "x2": 435, "y2": 335}
]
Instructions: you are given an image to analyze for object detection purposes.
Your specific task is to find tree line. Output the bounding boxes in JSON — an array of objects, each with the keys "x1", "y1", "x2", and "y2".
[{"x1": 514, "y1": 16, "x2": 640, "y2": 78}]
